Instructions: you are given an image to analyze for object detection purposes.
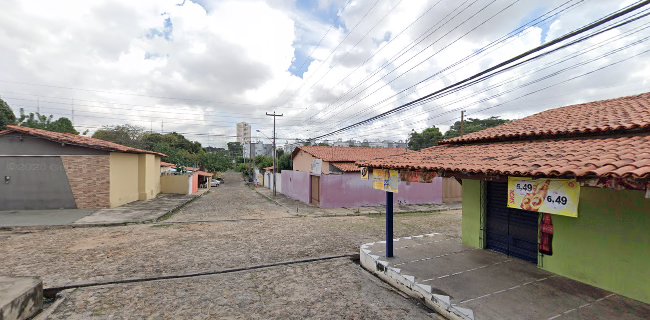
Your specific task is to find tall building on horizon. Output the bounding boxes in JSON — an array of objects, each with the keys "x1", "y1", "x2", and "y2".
[{"x1": 236, "y1": 122, "x2": 251, "y2": 144}]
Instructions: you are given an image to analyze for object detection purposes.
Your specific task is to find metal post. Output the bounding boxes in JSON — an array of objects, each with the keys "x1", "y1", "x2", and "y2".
[{"x1": 386, "y1": 191, "x2": 394, "y2": 258}]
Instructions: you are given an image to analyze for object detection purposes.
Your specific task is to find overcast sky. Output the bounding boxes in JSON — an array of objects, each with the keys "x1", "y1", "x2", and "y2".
[{"x1": 1, "y1": 0, "x2": 649, "y2": 147}]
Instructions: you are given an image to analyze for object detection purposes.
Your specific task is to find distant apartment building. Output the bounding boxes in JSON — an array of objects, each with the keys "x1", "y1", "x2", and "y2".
[
  {"x1": 236, "y1": 122, "x2": 251, "y2": 144},
  {"x1": 243, "y1": 142, "x2": 273, "y2": 159}
]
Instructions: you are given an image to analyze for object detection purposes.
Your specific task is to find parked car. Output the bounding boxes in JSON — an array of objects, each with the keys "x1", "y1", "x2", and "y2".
[{"x1": 210, "y1": 179, "x2": 221, "y2": 187}]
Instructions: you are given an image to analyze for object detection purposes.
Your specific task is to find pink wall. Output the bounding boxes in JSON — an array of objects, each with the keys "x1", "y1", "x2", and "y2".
[
  {"x1": 192, "y1": 173, "x2": 199, "y2": 194},
  {"x1": 281, "y1": 170, "x2": 310, "y2": 204},
  {"x1": 318, "y1": 173, "x2": 442, "y2": 208}
]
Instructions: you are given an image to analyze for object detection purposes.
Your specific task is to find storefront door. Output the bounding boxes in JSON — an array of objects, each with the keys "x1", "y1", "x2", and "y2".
[{"x1": 486, "y1": 182, "x2": 539, "y2": 263}]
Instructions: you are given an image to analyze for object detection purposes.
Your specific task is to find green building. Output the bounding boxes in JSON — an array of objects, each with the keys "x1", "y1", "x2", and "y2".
[{"x1": 361, "y1": 92, "x2": 650, "y2": 304}]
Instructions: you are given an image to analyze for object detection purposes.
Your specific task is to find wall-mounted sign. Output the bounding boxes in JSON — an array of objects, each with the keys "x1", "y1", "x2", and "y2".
[
  {"x1": 311, "y1": 159, "x2": 322, "y2": 176},
  {"x1": 372, "y1": 169, "x2": 399, "y2": 193},
  {"x1": 507, "y1": 177, "x2": 580, "y2": 218},
  {"x1": 360, "y1": 167, "x2": 369, "y2": 180}
]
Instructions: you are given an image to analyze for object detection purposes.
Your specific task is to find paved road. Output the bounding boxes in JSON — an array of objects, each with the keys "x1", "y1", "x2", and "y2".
[{"x1": 0, "y1": 171, "x2": 460, "y2": 319}]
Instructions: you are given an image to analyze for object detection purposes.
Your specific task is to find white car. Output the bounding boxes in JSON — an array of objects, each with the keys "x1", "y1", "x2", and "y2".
[{"x1": 210, "y1": 179, "x2": 221, "y2": 187}]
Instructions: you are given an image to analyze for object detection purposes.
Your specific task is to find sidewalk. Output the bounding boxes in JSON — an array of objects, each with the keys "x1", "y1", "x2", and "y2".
[
  {"x1": 0, "y1": 191, "x2": 208, "y2": 229},
  {"x1": 360, "y1": 234, "x2": 650, "y2": 320},
  {"x1": 255, "y1": 186, "x2": 461, "y2": 217}
]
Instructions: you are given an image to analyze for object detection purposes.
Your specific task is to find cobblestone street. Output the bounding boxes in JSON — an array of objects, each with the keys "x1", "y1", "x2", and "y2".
[{"x1": 0, "y1": 172, "x2": 460, "y2": 318}]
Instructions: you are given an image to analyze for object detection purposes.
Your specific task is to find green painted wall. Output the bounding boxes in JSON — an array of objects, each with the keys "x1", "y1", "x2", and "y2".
[
  {"x1": 540, "y1": 187, "x2": 650, "y2": 303},
  {"x1": 462, "y1": 179, "x2": 483, "y2": 248}
]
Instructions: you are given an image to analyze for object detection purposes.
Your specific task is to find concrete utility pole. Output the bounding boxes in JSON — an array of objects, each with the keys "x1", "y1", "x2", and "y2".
[
  {"x1": 460, "y1": 110, "x2": 466, "y2": 137},
  {"x1": 266, "y1": 111, "x2": 283, "y2": 197}
]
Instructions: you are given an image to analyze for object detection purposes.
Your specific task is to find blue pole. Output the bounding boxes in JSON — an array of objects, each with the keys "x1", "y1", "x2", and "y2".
[{"x1": 386, "y1": 191, "x2": 394, "y2": 257}]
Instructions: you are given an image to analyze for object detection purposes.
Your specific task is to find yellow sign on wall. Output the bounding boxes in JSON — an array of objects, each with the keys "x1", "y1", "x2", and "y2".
[
  {"x1": 507, "y1": 177, "x2": 580, "y2": 217},
  {"x1": 360, "y1": 167, "x2": 369, "y2": 180},
  {"x1": 372, "y1": 169, "x2": 399, "y2": 193}
]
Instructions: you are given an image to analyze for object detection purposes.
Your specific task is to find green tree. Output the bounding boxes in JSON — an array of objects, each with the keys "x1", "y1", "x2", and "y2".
[
  {"x1": 277, "y1": 153, "x2": 292, "y2": 171},
  {"x1": 92, "y1": 124, "x2": 145, "y2": 147},
  {"x1": 254, "y1": 155, "x2": 274, "y2": 169},
  {"x1": 0, "y1": 98, "x2": 17, "y2": 129},
  {"x1": 408, "y1": 126, "x2": 443, "y2": 151},
  {"x1": 17, "y1": 109, "x2": 78, "y2": 134},
  {"x1": 444, "y1": 116, "x2": 510, "y2": 139},
  {"x1": 200, "y1": 152, "x2": 231, "y2": 172},
  {"x1": 227, "y1": 142, "x2": 243, "y2": 159}
]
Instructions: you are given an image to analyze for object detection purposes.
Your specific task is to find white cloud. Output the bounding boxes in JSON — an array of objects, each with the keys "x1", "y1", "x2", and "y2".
[{"x1": 0, "y1": 0, "x2": 648, "y2": 147}]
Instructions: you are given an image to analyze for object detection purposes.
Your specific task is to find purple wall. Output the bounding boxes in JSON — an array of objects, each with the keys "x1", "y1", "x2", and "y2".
[
  {"x1": 281, "y1": 170, "x2": 310, "y2": 204},
  {"x1": 318, "y1": 173, "x2": 442, "y2": 208}
]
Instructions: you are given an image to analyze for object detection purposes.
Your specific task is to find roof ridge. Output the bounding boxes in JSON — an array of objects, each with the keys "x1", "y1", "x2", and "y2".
[
  {"x1": 441, "y1": 91, "x2": 650, "y2": 145},
  {"x1": 5, "y1": 125, "x2": 166, "y2": 157}
]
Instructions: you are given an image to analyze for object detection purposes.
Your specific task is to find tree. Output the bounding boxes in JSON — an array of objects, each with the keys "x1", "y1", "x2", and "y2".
[
  {"x1": 0, "y1": 98, "x2": 16, "y2": 129},
  {"x1": 277, "y1": 153, "x2": 292, "y2": 171},
  {"x1": 408, "y1": 126, "x2": 443, "y2": 151},
  {"x1": 17, "y1": 109, "x2": 78, "y2": 134},
  {"x1": 200, "y1": 152, "x2": 231, "y2": 173},
  {"x1": 444, "y1": 116, "x2": 510, "y2": 139},
  {"x1": 92, "y1": 124, "x2": 145, "y2": 147},
  {"x1": 227, "y1": 142, "x2": 243, "y2": 159},
  {"x1": 254, "y1": 155, "x2": 274, "y2": 169}
]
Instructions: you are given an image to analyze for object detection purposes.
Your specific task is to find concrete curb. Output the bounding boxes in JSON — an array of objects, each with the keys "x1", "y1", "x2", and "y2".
[
  {"x1": 359, "y1": 234, "x2": 475, "y2": 320},
  {"x1": 0, "y1": 191, "x2": 209, "y2": 232}
]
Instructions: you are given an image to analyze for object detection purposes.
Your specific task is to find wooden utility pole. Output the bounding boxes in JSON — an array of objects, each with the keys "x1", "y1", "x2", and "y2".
[
  {"x1": 266, "y1": 111, "x2": 283, "y2": 197},
  {"x1": 460, "y1": 110, "x2": 466, "y2": 137}
]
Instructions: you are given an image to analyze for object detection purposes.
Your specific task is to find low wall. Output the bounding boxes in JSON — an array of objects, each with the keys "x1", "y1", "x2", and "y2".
[
  {"x1": 319, "y1": 173, "x2": 442, "y2": 208},
  {"x1": 281, "y1": 170, "x2": 310, "y2": 203},
  {"x1": 160, "y1": 174, "x2": 192, "y2": 195},
  {"x1": 264, "y1": 172, "x2": 282, "y2": 193}
]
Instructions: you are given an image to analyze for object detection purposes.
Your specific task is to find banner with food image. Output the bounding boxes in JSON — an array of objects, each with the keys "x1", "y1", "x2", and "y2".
[{"x1": 507, "y1": 177, "x2": 580, "y2": 218}]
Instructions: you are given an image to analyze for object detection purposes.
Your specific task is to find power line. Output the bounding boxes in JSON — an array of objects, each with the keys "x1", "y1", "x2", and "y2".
[
  {"x1": 310, "y1": 0, "x2": 506, "y2": 123},
  {"x1": 315, "y1": 0, "x2": 583, "y2": 132},
  {"x1": 309, "y1": 0, "x2": 650, "y2": 140},
  {"x1": 319, "y1": 14, "x2": 650, "y2": 138}
]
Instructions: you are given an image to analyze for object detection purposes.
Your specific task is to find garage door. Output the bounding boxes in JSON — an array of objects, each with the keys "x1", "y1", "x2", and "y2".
[{"x1": 486, "y1": 182, "x2": 539, "y2": 264}]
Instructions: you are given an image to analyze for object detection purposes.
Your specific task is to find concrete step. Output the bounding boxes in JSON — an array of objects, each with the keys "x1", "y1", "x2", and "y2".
[{"x1": 0, "y1": 276, "x2": 43, "y2": 320}]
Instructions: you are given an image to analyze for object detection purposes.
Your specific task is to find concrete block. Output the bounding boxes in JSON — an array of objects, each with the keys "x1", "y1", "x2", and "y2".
[{"x1": 0, "y1": 276, "x2": 43, "y2": 320}]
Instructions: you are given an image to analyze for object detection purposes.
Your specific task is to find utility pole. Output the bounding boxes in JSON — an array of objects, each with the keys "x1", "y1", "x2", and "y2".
[
  {"x1": 266, "y1": 111, "x2": 283, "y2": 197},
  {"x1": 460, "y1": 110, "x2": 465, "y2": 137},
  {"x1": 37, "y1": 98, "x2": 40, "y2": 114},
  {"x1": 71, "y1": 98, "x2": 75, "y2": 123}
]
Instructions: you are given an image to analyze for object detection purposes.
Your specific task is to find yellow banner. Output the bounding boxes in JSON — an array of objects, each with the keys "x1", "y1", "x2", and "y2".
[
  {"x1": 507, "y1": 177, "x2": 580, "y2": 217},
  {"x1": 372, "y1": 169, "x2": 399, "y2": 193}
]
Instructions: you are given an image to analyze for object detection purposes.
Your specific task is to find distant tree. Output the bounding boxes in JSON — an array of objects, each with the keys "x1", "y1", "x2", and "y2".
[
  {"x1": 17, "y1": 109, "x2": 78, "y2": 134},
  {"x1": 317, "y1": 142, "x2": 330, "y2": 146},
  {"x1": 277, "y1": 153, "x2": 292, "y2": 171},
  {"x1": 92, "y1": 124, "x2": 145, "y2": 148},
  {"x1": 408, "y1": 126, "x2": 443, "y2": 151},
  {"x1": 254, "y1": 155, "x2": 274, "y2": 169},
  {"x1": 444, "y1": 116, "x2": 510, "y2": 139},
  {"x1": 0, "y1": 98, "x2": 16, "y2": 129},
  {"x1": 227, "y1": 142, "x2": 243, "y2": 159},
  {"x1": 200, "y1": 152, "x2": 231, "y2": 173}
]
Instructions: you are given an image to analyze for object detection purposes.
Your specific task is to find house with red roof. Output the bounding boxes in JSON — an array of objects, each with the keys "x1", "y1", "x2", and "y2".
[
  {"x1": 0, "y1": 125, "x2": 165, "y2": 210},
  {"x1": 282, "y1": 146, "x2": 458, "y2": 208},
  {"x1": 359, "y1": 92, "x2": 650, "y2": 303}
]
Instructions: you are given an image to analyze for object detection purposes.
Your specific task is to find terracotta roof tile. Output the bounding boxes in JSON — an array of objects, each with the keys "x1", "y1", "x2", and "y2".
[
  {"x1": 331, "y1": 162, "x2": 360, "y2": 172},
  {"x1": 359, "y1": 134, "x2": 650, "y2": 179},
  {"x1": 5, "y1": 125, "x2": 166, "y2": 157},
  {"x1": 442, "y1": 92, "x2": 650, "y2": 144},
  {"x1": 160, "y1": 161, "x2": 176, "y2": 168},
  {"x1": 296, "y1": 146, "x2": 409, "y2": 162}
]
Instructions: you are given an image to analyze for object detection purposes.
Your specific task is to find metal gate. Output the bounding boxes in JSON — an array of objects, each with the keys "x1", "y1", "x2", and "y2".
[
  {"x1": 486, "y1": 182, "x2": 539, "y2": 263},
  {"x1": 310, "y1": 175, "x2": 320, "y2": 205}
]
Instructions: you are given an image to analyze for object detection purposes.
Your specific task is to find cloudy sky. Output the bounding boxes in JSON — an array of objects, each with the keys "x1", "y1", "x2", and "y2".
[{"x1": 1, "y1": 0, "x2": 649, "y2": 147}]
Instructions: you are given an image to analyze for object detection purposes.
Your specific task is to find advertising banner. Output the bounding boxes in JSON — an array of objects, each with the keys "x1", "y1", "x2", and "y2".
[
  {"x1": 372, "y1": 169, "x2": 399, "y2": 193},
  {"x1": 399, "y1": 170, "x2": 437, "y2": 183},
  {"x1": 507, "y1": 177, "x2": 580, "y2": 217}
]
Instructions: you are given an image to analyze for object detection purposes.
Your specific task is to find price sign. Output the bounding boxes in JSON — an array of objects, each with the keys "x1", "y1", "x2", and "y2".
[
  {"x1": 507, "y1": 177, "x2": 580, "y2": 217},
  {"x1": 515, "y1": 181, "x2": 534, "y2": 196}
]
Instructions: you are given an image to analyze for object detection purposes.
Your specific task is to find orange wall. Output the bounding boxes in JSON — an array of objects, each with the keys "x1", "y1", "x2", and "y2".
[{"x1": 292, "y1": 150, "x2": 331, "y2": 174}]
